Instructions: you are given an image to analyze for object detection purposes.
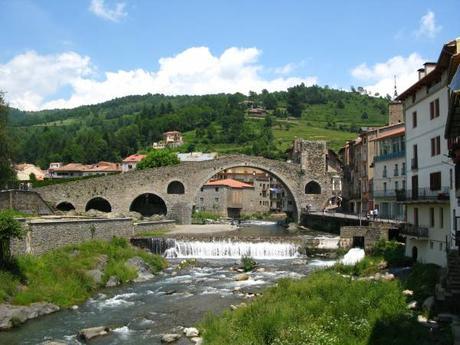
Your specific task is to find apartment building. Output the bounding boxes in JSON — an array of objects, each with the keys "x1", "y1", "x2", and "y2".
[{"x1": 396, "y1": 38, "x2": 460, "y2": 267}]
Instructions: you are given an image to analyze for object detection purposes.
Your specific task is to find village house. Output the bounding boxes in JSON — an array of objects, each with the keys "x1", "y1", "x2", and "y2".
[
  {"x1": 48, "y1": 161, "x2": 121, "y2": 179},
  {"x1": 396, "y1": 38, "x2": 460, "y2": 267},
  {"x1": 121, "y1": 154, "x2": 146, "y2": 173},
  {"x1": 14, "y1": 163, "x2": 46, "y2": 181},
  {"x1": 153, "y1": 131, "x2": 184, "y2": 149},
  {"x1": 177, "y1": 152, "x2": 218, "y2": 162}
]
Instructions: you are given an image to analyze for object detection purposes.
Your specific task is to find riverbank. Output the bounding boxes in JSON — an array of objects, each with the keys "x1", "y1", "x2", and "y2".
[
  {"x1": 200, "y1": 243, "x2": 453, "y2": 345},
  {"x1": 0, "y1": 238, "x2": 167, "y2": 330}
]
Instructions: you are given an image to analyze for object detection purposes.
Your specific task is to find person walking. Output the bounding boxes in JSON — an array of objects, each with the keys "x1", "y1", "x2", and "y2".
[{"x1": 373, "y1": 208, "x2": 379, "y2": 220}]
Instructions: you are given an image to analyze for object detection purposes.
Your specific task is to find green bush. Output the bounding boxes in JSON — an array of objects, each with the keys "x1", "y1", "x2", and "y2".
[
  {"x1": 241, "y1": 255, "x2": 257, "y2": 272},
  {"x1": 0, "y1": 210, "x2": 24, "y2": 267},
  {"x1": 192, "y1": 211, "x2": 221, "y2": 222},
  {"x1": 371, "y1": 240, "x2": 412, "y2": 267}
]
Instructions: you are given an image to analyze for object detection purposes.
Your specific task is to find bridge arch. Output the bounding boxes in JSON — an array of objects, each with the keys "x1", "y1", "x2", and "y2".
[
  {"x1": 56, "y1": 201, "x2": 75, "y2": 212},
  {"x1": 130, "y1": 193, "x2": 167, "y2": 217},
  {"x1": 85, "y1": 197, "x2": 112, "y2": 213},
  {"x1": 167, "y1": 180, "x2": 185, "y2": 194},
  {"x1": 305, "y1": 181, "x2": 321, "y2": 194},
  {"x1": 194, "y1": 162, "x2": 301, "y2": 221}
]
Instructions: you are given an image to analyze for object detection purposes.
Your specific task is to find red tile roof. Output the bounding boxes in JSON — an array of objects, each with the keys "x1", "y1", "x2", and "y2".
[
  {"x1": 122, "y1": 154, "x2": 146, "y2": 163},
  {"x1": 205, "y1": 178, "x2": 254, "y2": 189},
  {"x1": 370, "y1": 127, "x2": 405, "y2": 141}
]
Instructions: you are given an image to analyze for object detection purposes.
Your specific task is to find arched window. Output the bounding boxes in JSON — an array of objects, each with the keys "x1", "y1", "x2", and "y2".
[
  {"x1": 167, "y1": 181, "x2": 185, "y2": 194},
  {"x1": 130, "y1": 193, "x2": 167, "y2": 216},
  {"x1": 85, "y1": 197, "x2": 112, "y2": 213},
  {"x1": 56, "y1": 202, "x2": 75, "y2": 212},
  {"x1": 305, "y1": 181, "x2": 321, "y2": 194}
]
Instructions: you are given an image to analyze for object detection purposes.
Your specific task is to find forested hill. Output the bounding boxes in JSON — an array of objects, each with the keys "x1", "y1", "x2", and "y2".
[{"x1": 8, "y1": 84, "x2": 390, "y2": 168}]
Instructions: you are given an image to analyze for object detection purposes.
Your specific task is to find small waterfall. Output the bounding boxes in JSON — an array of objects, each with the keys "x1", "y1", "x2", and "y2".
[
  {"x1": 164, "y1": 239, "x2": 300, "y2": 259},
  {"x1": 341, "y1": 248, "x2": 365, "y2": 265},
  {"x1": 130, "y1": 238, "x2": 176, "y2": 255}
]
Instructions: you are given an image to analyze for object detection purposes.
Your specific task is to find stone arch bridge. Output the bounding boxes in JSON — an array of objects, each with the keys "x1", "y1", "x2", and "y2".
[{"x1": 36, "y1": 144, "x2": 336, "y2": 224}]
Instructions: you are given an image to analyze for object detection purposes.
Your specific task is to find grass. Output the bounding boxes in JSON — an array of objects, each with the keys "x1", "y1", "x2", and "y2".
[
  {"x1": 192, "y1": 211, "x2": 222, "y2": 222},
  {"x1": 201, "y1": 243, "x2": 449, "y2": 345},
  {"x1": 0, "y1": 238, "x2": 167, "y2": 307},
  {"x1": 135, "y1": 229, "x2": 171, "y2": 237}
]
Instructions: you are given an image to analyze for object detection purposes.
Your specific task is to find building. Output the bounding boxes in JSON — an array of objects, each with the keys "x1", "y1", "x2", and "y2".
[
  {"x1": 195, "y1": 178, "x2": 270, "y2": 218},
  {"x1": 121, "y1": 154, "x2": 146, "y2": 173},
  {"x1": 163, "y1": 131, "x2": 183, "y2": 147},
  {"x1": 15, "y1": 163, "x2": 45, "y2": 181},
  {"x1": 177, "y1": 152, "x2": 218, "y2": 162},
  {"x1": 396, "y1": 38, "x2": 460, "y2": 267},
  {"x1": 48, "y1": 161, "x2": 121, "y2": 179},
  {"x1": 370, "y1": 122, "x2": 406, "y2": 220}
]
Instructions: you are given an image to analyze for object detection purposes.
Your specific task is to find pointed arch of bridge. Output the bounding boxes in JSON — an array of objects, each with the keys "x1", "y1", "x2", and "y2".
[
  {"x1": 194, "y1": 162, "x2": 301, "y2": 221},
  {"x1": 129, "y1": 193, "x2": 167, "y2": 217}
]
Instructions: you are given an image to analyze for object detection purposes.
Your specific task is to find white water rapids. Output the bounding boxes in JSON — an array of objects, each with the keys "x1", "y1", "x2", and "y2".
[{"x1": 164, "y1": 239, "x2": 300, "y2": 259}]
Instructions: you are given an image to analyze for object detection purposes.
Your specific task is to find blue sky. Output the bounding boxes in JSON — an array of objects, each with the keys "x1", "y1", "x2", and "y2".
[{"x1": 0, "y1": 0, "x2": 459, "y2": 110}]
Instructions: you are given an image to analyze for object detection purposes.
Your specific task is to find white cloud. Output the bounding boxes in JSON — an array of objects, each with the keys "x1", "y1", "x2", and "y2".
[
  {"x1": 89, "y1": 0, "x2": 127, "y2": 22},
  {"x1": 415, "y1": 10, "x2": 442, "y2": 39},
  {"x1": 0, "y1": 47, "x2": 317, "y2": 110},
  {"x1": 351, "y1": 53, "x2": 425, "y2": 97}
]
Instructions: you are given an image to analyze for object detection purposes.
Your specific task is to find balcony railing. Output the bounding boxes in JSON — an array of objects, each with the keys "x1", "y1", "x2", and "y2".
[
  {"x1": 396, "y1": 187, "x2": 450, "y2": 202},
  {"x1": 373, "y1": 189, "x2": 398, "y2": 198},
  {"x1": 400, "y1": 224, "x2": 429, "y2": 238},
  {"x1": 374, "y1": 150, "x2": 405, "y2": 162}
]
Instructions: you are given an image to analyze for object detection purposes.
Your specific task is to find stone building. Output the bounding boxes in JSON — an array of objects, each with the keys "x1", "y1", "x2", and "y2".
[
  {"x1": 195, "y1": 178, "x2": 270, "y2": 218},
  {"x1": 15, "y1": 163, "x2": 45, "y2": 181},
  {"x1": 121, "y1": 154, "x2": 146, "y2": 173},
  {"x1": 48, "y1": 161, "x2": 121, "y2": 179}
]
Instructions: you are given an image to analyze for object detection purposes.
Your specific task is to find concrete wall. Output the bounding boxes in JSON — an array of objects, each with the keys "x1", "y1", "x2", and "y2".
[
  {"x1": 35, "y1": 151, "x2": 335, "y2": 224},
  {"x1": 10, "y1": 218, "x2": 175, "y2": 256},
  {"x1": 0, "y1": 190, "x2": 54, "y2": 215}
]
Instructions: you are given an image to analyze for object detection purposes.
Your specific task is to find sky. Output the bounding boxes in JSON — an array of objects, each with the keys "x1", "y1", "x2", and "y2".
[{"x1": 0, "y1": 0, "x2": 459, "y2": 111}]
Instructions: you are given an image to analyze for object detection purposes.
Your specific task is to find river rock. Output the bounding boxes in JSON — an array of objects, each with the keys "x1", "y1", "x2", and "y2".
[
  {"x1": 422, "y1": 296, "x2": 434, "y2": 311},
  {"x1": 256, "y1": 267, "x2": 266, "y2": 272},
  {"x1": 0, "y1": 302, "x2": 60, "y2": 330},
  {"x1": 402, "y1": 289, "x2": 414, "y2": 296},
  {"x1": 126, "y1": 256, "x2": 154, "y2": 282},
  {"x1": 286, "y1": 223, "x2": 298, "y2": 234},
  {"x1": 407, "y1": 301, "x2": 418, "y2": 310},
  {"x1": 78, "y1": 326, "x2": 111, "y2": 341},
  {"x1": 382, "y1": 272, "x2": 395, "y2": 281},
  {"x1": 40, "y1": 341, "x2": 67, "y2": 345},
  {"x1": 71, "y1": 305, "x2": 79, "y2": 310},
  {"x1": 161, "y1": 333, "x2": 181, "y2": 343},
  {"x1": 184, "y1": 327, "x2": 199, "y2": 337},
  {"x1": 105, "y1": 276, "x2": 121, "y2": 288},
  {"x1": 234, "y1": 273, "x2": 249, "y2": 281},
  {"x1": 86, "y1": 269, "x2": 103, "y2": 284},
  {"x1": 230, "y1": 302, "x2": 247, "y2": 311},
  {"x1": 191, "y1": 337, "x2": 203, "y2": 344}
]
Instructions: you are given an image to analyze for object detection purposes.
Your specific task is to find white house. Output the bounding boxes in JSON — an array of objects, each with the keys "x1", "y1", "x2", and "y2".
[
  {"x1": 121, "y1": 154, "x2": 146, "y2": 173},
  {"x1": 396, "y1": 39, "x2": 460, "y2": 267}
]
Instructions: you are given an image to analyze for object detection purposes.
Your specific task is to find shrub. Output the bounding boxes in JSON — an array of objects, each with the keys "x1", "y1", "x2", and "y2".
[
  {"x1": 372, "y1": 240, "x2": 412, "y2": 267},
  {"x1": 0, "y1": 210, "x2": 24, "y2": 268},
  {"x1": 241, "y1": 255, "x2": 257, "y2": 272}
]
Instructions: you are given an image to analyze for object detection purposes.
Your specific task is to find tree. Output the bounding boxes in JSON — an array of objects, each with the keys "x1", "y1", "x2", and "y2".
[
  {"x1": 0, "y1": 93, "x2": 16, "y2": 188},
  {"x1": 0, "y1": 210, "x2": 24, "y2": 268},
  {"x1": 286, "y1": 86, "x2": 304, "y2": 117},
  {"x1": 137, "y1": 149, "x2": 180, "y2": 170}
]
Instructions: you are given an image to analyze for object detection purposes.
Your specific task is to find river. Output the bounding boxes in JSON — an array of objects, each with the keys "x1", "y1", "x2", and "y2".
[{"x1": 1, "y1": 222, "x2": 335, "y2": 345}]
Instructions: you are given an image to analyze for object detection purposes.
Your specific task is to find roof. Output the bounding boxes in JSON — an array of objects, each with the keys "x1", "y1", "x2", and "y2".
[
  {"x1": 51, "y1": 162, "x2": 121, "y2": 173},
  {"x1": 163, "y1": 131, "x2": 181, "y2": 135},
  {"x1": 177, "y1": 152, "x2": 217, "y2": 162},
  {"x1": 370, "y1": 126, "x2": 405, "y2": 141},
  {"x1": 204, "y1": 178, "x2": 254, "y2": 189},
  {"x1": 122, "y1": 154, "x2": 146, "y2": 163},
  {"x1": 397, "y1": 38, "x2": 460, "y2": 101}
]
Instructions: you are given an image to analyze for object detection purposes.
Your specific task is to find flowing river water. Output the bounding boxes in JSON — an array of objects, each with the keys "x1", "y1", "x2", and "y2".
[{"x1": 2, "y1": 222, "x2": 336, "y2": 345}]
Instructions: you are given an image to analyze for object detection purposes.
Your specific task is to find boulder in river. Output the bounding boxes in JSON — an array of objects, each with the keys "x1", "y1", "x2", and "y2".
[
  {"x1": 184, "y1": 327, "x2": 199, "y2": 337},
  {"x1": 161, "y1": 333, "x2": 181, "y2": 343},
  {"x1": 78, "y1": 326, "x2": 111, "y2": 341},
  {"x1": 105, "y1": 276, "x2": 121, "y2": 288},
  {"x1": 0, "y1": 302, "x2": 59, "y2": 330},
  {"x1": 234, "y1": 273, "x2": 249, "y2": 281},
  {"x1": 191, "y1": 337, "x2": 203, "y2": 344},
  {"x1": 126, "y1": 256, "x2": 154, "y2": 282},
  {"x1": 86, "y1": 269, "x2": 103, "y2": 284}
]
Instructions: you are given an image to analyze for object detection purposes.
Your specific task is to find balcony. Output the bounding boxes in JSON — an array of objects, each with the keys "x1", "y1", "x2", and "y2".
[
  {"x1": 373, "y1": 189, "x2": 397, "y2": 198},
  {"x1": 400, "y1": 224, "x2": 429, "y2": 238},
  {"x1": 411, "y1": 158, "x2": 418, "y2": 170},
  {"x1": 374, "y1": 150, "x2": 405, "y2": 162},
  {"x1": 396, "y1": 187, "x2": 450, "y2": 202}
]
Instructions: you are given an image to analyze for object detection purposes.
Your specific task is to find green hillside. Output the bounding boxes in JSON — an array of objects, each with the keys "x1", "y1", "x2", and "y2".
[{"x1": 7, "y1": 84, "x2": 389, "y2": 167}]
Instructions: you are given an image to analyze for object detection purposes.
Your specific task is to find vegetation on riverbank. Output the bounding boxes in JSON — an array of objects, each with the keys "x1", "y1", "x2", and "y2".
[
  {"x1": 0, "y1": 238, "x2": 167, "y2": 307},
  {"x1": 135, "y1": 229, "x2": 171, "y2": 237},
  {"x1": 201, "y1": 242, "x2": 449, "y2": 345}
]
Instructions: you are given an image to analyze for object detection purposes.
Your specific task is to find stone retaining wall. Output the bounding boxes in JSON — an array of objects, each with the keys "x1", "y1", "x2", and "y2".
[
  {"x1": 10, "y1": 218, "x2": 175, "y2": 256},
  {"x1": 133, "y1": 220, "x2": 176, "y2": 235},
  {"x1": 339, "y1": 224, "x2": 390, "y2": 251},
  {"x1": 0, "y1": 190, "x2": 53, "y2": 215}
]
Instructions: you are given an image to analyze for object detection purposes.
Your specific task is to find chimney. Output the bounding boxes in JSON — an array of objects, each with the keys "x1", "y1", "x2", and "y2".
[
  {"x1": 417, "y1": 68, "x2": 426, "y2": 80},
  {"x1": 424, "y1": 62, "x2": 437, "y2": 75}
]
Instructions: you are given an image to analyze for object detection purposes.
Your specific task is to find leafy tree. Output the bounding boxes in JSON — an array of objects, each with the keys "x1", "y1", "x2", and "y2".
[
  {"x1": 0, "y1": 93, "x2": 15, "y2": 188},
  {"x1": 137, "y1": 149, "x2": 180, "y2": 170},
  {"x1": 361, "y1": 112, "x2": 369, "y2": 120},
  {"x1": 0, "y1": 210, "x2": 24, "y2": 267},
  {"x1": 286, "y1": 86, "x2": 304, "y2": 117}
]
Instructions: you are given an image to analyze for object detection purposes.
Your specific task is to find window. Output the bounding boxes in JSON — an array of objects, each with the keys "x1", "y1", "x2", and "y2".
[
  {"x1": 199, "y1": 197, "x2": 204, "y2": 203},
  {"x1": 394, "y1": 164, "x2": 399, "y2": 176},
  {"x1": 395, "y1": 181, "x2": 399, "y2": 190},
  {"x1": 430, "y1": 241, "x2": 434, "y2": 249},
  {"x1": 414, "y1": 208, "x2": 419, "y2": 226},
  {"x1": 430, "y1": 99, "x2": 440, "y2": 119},
  {"x1": 383, "y1": 165, "x2": 387, "y2": 178},
  {"x1": 429, "y1": 172, "x2": 442, "y2": 191},
  {"x1": 431, "y1": 136, "x2": 441, "y2": 156},
  {"x1": 402, "y1": 162, "x2": 406, "y2": 175},
  {"x1": 439, "y1": 208, "x2": 444, "y2": 228},
  {"x1": 412, "y1": 111, "x2": 417, "y2": 128},
  {"x1": 215, "y1": 197, "x2": 219, "y2": 202},
  {"x1": 439, "y1": 242, "x2": 443, "y2": 251},
  {"x1": 430, "y1": 208, "x2": 435, "y2": 227},
  {"x1": 402, "y1": 180, "x2": 406, "y2": 190},
  {"x1": 383, "y1": 182, "x2": 387, "y2": 193},
  {"x1": 215, "y1": 187, "x2": 219, "y2": 192}
]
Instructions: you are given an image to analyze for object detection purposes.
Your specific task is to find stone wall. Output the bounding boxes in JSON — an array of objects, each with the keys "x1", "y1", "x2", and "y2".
[
  {"x1": 35, "y1": 150, "x2": 336, "y2": 224},
  {"x1": 339, "y1": 224, "x2": 389, "y2": 251},
  {"x1": 0, "y1": 190, "x2": 53, "y2": 215},
  {"x1": 10, "y1": 218, "x2": 175, "y2": 256},
  {"x1": 133, "y1": 220, "x2": 176, "y2": 235}
]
